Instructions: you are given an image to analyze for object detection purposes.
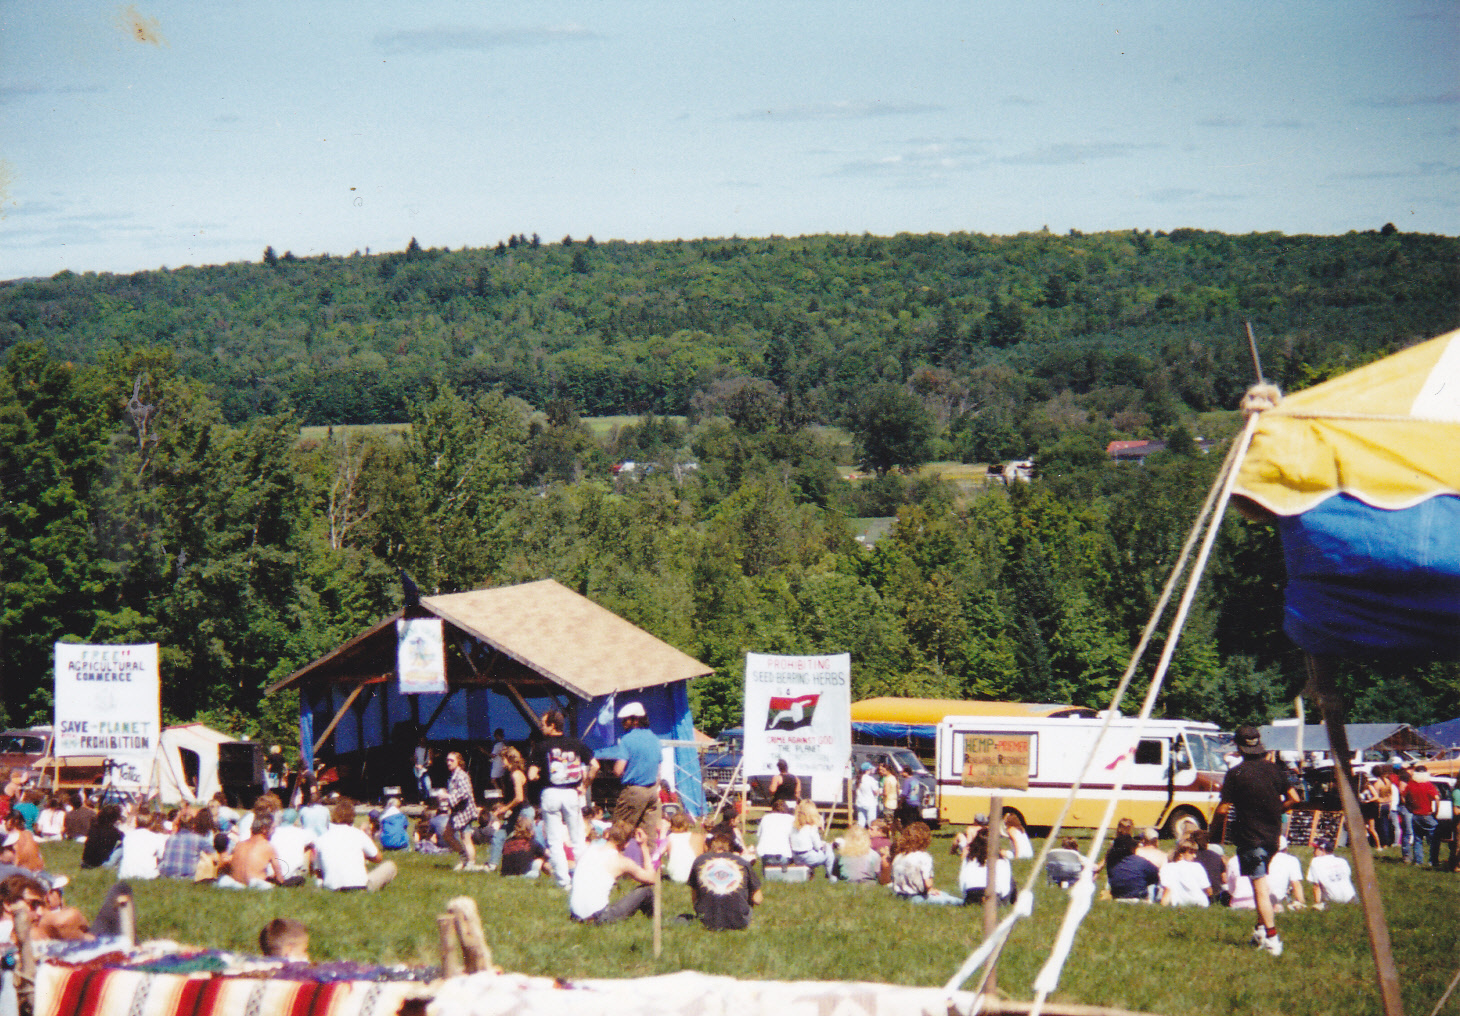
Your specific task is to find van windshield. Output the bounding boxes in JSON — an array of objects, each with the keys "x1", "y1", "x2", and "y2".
[
  {"x1": 1186, "y1": 733, "x2": 1234, "y2": 774},
  {"x1": 887, "y1": 748, "x2": 928, "y2": 775}
]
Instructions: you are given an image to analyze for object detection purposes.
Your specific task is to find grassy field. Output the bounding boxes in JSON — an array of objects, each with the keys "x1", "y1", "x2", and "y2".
[
  {"x1": 44, "y1": 832, "x2": 1460, "y2": 1014},
  {"x1": 297, "y1": 422, "x2": 410, "y2": 445}
]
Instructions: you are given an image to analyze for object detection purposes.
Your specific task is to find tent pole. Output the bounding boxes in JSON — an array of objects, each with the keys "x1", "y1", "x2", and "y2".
[{"x1": 1305, "y1": 653, "x2": 1402, "y2": 1016}]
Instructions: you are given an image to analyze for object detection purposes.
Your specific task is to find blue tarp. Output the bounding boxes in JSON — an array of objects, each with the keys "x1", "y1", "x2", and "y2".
[
  {"x1": 1418, "y1": 718, "x2": 1460, "y2": 749},
  {"x1": 851, "y1": 721, "x2": 935, "y2": 742},
  {"x1": 1277, "y1": 493, "x2": 1460, "y2": 658}
]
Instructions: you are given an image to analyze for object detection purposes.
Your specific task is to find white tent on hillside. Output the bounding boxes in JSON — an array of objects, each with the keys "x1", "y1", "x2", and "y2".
[{"x1": 140, "y1": 724, "x2": 235, "y2": 804}]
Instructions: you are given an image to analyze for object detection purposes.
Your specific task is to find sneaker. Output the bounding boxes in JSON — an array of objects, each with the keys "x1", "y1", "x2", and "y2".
[
  {"x1": 1262, "y1": 933, "x2": 1283, "y2": 957},
  {"x1": 1250, "y1": 927, "x2": 1266, "y2": 947}
]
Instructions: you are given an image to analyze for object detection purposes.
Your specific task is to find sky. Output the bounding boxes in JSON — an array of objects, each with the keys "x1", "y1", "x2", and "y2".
[{"x1": 1, "y1": 1, "x2": 1456, "y2": 280}]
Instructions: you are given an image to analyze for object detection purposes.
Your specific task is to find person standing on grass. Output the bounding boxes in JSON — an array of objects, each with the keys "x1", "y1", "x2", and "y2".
[
  {"x1": 878, "y1": 763, "x2": 899, "y2": 823},
  {"x1": 854, "y1": 762, "x2": 878, "y2": 827},
  {"x1": 568, "y1": 820, "x2": 657, "y2": 925},
  {"x1": 445, "y1": 751, "x2": 481, "y2": 871},
  {"x1": 605, "y1": 702, "x2": 661, "y2": 842},
  {"x1": 1402, "y1": 765, "x2": 1441, "y2": 867},
  {"x1": 1214, "y1": 725, "x2": 1299, "y2": 957},
  {"x1": 528, "y1": 710, "x2": 598, "y2": 889}
]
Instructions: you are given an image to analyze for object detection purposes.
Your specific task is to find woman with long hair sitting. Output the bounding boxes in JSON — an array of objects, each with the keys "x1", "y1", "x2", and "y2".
[{"x1": 790, "y1": 799, "x2": 836, "y2": 880}]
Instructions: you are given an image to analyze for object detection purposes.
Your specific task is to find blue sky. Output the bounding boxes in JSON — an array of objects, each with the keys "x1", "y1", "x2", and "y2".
[{"x1": 1, "y1": 1, "x2": 1455, "y2": 280}]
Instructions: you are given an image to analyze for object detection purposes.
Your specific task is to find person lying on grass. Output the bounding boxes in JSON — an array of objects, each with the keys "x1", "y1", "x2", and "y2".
[{"x1": 568, "y1": 820, "x2": 657, "y2": 925}]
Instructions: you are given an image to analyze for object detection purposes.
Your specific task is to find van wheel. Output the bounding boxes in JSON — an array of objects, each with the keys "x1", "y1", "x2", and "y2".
[{"x1": 1164, "y1": 810, "x2": 1203, "y2": 841}]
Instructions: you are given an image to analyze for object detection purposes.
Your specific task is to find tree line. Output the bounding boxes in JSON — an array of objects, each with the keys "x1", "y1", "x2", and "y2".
[{"x1": 2, "y1": 340, "x2": 1456, "y2": 747}]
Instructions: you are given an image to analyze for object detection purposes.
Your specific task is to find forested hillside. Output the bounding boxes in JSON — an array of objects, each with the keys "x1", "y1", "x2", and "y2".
[{"x1": 1, "y1": 228, "x2": 1456, "y2": 748}]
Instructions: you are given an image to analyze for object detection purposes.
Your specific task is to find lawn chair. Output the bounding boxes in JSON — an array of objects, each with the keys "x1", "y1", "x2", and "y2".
[{"x1": 1045, "y1": 848, "x2": 1084, "y2": 888}]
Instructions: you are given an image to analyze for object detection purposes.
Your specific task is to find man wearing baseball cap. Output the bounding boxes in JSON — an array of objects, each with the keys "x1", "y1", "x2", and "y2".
[
  {"x1": 604, "y1": 702, "x2": 661, "y2": 841},
  {"x1": 1214, "y1": 724, "x2": 1300, "y2": 956}
]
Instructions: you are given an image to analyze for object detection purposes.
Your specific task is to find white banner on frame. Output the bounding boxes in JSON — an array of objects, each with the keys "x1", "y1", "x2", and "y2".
[
  {"x1": 53, "y1": 643, "x2": 160, "y2": 758},
  {"x1": 742, "y1": 652, "x2": 851, "y2": 802}
]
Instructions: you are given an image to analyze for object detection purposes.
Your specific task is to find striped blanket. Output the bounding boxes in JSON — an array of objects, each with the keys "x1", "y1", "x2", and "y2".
[{"x1": 35, "y1": 964, "x2": 419, "y2": 1016}]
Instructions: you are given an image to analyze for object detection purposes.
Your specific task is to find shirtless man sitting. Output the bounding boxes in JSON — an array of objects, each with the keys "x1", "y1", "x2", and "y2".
[
  {"x1": 1, "y1": 873, "x2": 90, "y2": 941},
  {"x1": 219, "y1": 809, "x2": 284, "y2": 889}
]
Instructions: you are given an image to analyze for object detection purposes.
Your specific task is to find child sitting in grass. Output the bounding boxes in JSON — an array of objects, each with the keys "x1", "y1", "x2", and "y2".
[
  {"x1": 1159, "y1": 839, "x2": 1211, "y2": 907},
  {"x1": 1306, "y1": 837, "x2": 1355, "y2": 908}
]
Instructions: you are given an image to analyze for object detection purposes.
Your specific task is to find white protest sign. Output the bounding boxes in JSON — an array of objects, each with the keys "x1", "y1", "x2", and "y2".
[
  {"x1": 53, "y1": 643, "x2": 159, "y2": 758},
  {"x1": 397, "y1": 618, "x2": 447, "y2": 694},
  {"x1": 743, "y1": 652, "x2": 851, "y2": 803}
]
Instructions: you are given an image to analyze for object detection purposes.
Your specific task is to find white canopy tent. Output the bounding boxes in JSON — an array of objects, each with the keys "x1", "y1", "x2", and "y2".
[{"x1": 138, "y1": 724, "x2": 234, "y2": 804}]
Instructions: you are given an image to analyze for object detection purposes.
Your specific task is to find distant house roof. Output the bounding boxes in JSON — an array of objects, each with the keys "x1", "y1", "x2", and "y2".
[
  {"x1": 1107, "y1": 439, "x2": 1166, "y2": 461},
  {"x1": 268, "y1": 578, "x2": 713, "y2": 701}
]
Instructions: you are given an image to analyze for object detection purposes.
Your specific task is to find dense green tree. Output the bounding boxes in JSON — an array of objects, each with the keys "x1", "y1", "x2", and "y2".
[{"x1": 849, "y1": 384, "x2": 934, "y2": 475}]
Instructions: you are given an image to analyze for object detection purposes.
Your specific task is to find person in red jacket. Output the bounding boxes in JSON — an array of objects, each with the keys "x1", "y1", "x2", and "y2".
[{"x1": 1401, "y1": 766, "x2": 1441, "y2": 867}]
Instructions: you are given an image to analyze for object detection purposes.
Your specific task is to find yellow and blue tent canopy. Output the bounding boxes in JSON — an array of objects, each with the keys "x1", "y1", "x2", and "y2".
[{"x1": 1234, "y1": 328, "x2": 1460, "y2": 657}]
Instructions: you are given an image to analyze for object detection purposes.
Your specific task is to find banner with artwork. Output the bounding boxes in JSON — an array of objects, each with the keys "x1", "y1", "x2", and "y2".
[
  {"x1": 53, "y1": 643, "x2": 160, "y2": 758},
  {"x1": 397, "y1": 618, "x2": 448, "y2": 694},
  {"x1": 742, "y1": 653, "x2": 851, "y2": 802}
]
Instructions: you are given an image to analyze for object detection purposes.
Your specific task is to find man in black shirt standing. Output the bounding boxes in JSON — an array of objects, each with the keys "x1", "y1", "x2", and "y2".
[
  {"x1": 528, "y1": 710, "x2": 598, "y2": 890},
  {"x1": 1215, "y1": 725, "x2": 1299, "y2": 956}
]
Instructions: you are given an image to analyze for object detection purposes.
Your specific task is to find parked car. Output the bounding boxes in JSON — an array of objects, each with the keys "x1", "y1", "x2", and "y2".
[
  {"x1": 0, "y1": 727, "x2": 108, "y2": 790},
  {"x1": 700, "y1": 729, "x2": 938, "y2": 824}
]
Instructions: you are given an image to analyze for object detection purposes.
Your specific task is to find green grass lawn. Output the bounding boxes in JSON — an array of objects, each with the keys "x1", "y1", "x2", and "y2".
[
  {"x1": 297, "y1": 422, "x2": 410, "y2": 446},
  {"x1": 44, "y1": 835, "x2": 1459, "y2": 1014}
]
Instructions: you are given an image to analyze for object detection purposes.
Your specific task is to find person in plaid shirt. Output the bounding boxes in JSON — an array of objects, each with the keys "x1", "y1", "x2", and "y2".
[
  {"x1": 159, "y1": 811, "x2": 216, "y2": 879},
  {"x1": 445, "y1": 751, "x2": 481, "y2": 870}
]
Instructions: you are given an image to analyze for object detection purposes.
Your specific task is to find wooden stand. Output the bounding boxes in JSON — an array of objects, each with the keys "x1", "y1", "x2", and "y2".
[
  {"x1": 437, "y1": 897, "x2": 492, "y2": 976},
  {"x1": 1305, "y1": 654, "x2": 1401, "y2": 1016}
]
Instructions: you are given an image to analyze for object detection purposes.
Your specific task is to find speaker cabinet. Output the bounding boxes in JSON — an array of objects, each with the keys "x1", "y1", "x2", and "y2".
[{"x1": 218, "y1": 741, "x2": 266, "y2": 786}]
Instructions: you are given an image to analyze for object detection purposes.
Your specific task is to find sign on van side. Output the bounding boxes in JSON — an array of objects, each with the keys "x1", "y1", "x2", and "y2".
[{"x1": 962, "y1": 734, "x2": 1031, "y2": 790}]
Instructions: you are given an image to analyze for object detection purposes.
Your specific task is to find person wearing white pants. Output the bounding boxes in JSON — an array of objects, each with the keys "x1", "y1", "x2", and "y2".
[{"x1": 528, "y1": 710, "x2": 600, "y2": 889}]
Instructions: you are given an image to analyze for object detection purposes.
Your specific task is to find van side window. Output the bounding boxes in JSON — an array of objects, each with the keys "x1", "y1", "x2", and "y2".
[{"x1": 1134, "y1": 740, "x2": 1164, "y2": 766}]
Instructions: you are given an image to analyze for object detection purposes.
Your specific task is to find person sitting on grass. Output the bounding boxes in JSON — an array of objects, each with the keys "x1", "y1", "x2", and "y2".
[
  {"x1": 0, "y1": 873, "x2": 90, "y2": 942},
  {"x1": 836, "y1": 825, "x2": 886, "y2": 884},
  {"x1": 1003, "y1": 813, "x2": 1034, "y2": 859},
  {"x1": 1264, "y1": 835, "x2": 1306, "y2": 912},
  {"x1": 568, "y1": 820, "x2": 658, "y2": 925},
  {"x1": 1185, "y1": 830, "x2": 1227, "y2": 905},
  {"x1": 959, "y1": 828, "x2": 1014, "y2": 905},
  {"x1": 499, "y1": 816, "x2": 549, "y2": 878},
  {"x1": 687, "y1": 828, "x2": 762, "y2": 930},
  {"x1": 6, "y1": 814, "x2": 43, "y2": 872},
  {"x1": 159, "y1": 809, "x2": 217, "y2": 880},
  {"x1": 755, "y1": 799, "x2": 795, "y2": 870},
  {"x1": 116, "y1": 809, "x2": 167, "y2": 881},
  {"x1": 1095, "y1": 817, "x2": 1137, "y2": 877},
  {"x1": 378, "y1": 798, "x2": 410, "y2": 851},
  {"x1": 1046, "y1": 836, "x2": 1087, "y2": 889},
  {"x1": 311, "y1": 797, "x2": 397, "y2": 891},
  {"x1": 219, "y1": 809, "x2": 284, "y2": 889},
  {"x1": 790, "y1": 800, "x2": 836, "y2": 880},
  {"x1": 259, "y1": 917, "x2": 310, "y2": 961},
  {"x1": 35, "y1": 798, "x2": 65, "y2": 841},
  {"x1": 1107, "y1": 845, "x2": 1161, "y2": 902},
  {"x1": 1306, "y1": 837, "x2": 1355, "y2": 909},
  {"x1": 664, "y1": 811, "x2": 703, "y2": 884},
  {"x1": 890, "y1": 822, "x2": 962, "y2": 904},
  {"x1": 1159, "y1": 839, "x2": 1211, "y2": 907},
  {"x1": 1133, "y1": 827, "x2": 1167, "y2": 870}
]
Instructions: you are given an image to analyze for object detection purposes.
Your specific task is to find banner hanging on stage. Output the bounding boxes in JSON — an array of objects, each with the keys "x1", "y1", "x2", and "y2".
[
  {"x1": 396, "y1": 618, "x2": 448, "y2": 694},
  {"x1": 53, "y1": 643, "x2": 160, "y2": 758},
  {"x1": 742, "y1": 652, "x2": 851, "y2": 803}
]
